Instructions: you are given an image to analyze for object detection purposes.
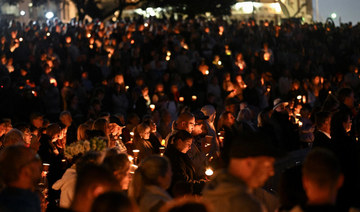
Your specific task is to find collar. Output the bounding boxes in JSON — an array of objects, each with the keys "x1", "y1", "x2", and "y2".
[{"x1": 318, "y1": 130, "x2": 331, "y2": 139}]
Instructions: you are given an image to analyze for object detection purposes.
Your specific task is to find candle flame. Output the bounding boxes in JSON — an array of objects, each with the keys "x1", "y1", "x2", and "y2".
[{"x1": 205, "y1": 168, "x2": 214, "y2": 176}]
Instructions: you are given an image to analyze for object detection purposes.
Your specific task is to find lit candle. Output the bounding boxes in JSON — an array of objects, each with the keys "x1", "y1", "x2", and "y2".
[
  {"x1": 205, "y1": 70, "x2": 209, "y2": 75},
  {"x1": 167, "y1": 51, "x2": 171, "y2": 56},
  {"x1": 299, "y1": 121, "x2": 303, "y2": 127},
  {"x1": 297, "y1": 95, "x2": 302, "y2": 100},
  {"x1": 130, "y1": 132, "x2": 134, "y2": 137},
  {"x1": 179, "y1": 97, "x2": 184, "y2": 102},
  {"x1": 133, "y1": 149, "x2": 140, "y2": 157},
  {"x1": 19, "y1": 37, "x2": 23, "y2": 42},
  {"x1": 205, "y1": 168, "x2": 214, "y2": 176},
  {"x1": 128, "y1": 155, "x2": 134, "y2": 162},
  {"x1": 131, "y1": 40, "x2": 135, "y2": 44},
  {"x1": 267, "y1": 87, "x2": 271, "y2": 92},
  {"x1": 161, "y1": 139, "x2": 166, "y2": 146},
  {"x1": 87, "y1": 33, "x2": 91, "y2": 38},
  {"x1": 159, "y1": 147, "x2": 165, "y2": 156},
  {"x1": 50, "y1": 78, "x2": 57, "y2": 86},
  {"x1": 166, "y1": 55, "x2": 171, "y2": 61},
  {"x1": 192, "y1": 95, "x2": 197, "y2": 101},
  {"x1": 150, "y1": 104, "x2": 155, "y2": 111},
  {"x1": 46, "y1": 32, "x2": 50, "y2": 37},
  {"x1": 125, "y1": 86, "x2": 129, "y2": 91},
  {"x1": 302, "y1": 95, "x2": 306, "y2": 104},
  {"x1": 261, "y1": 77, "x2": 264, "y2": 85},
  {"x1": 264, "y1": 52, "x2": 270, "y2": 61}
]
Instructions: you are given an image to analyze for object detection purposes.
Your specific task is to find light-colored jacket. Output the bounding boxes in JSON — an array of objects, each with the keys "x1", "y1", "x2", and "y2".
[
  {"x1": 52, "y1": 166, "x2": 77, "y2": 209},
  {"x1": 203, "y1": 170, "x2": 266, "y2": 212},
  {"x1": 139, "y1": 185, "x2": 172, "y2": 212}
]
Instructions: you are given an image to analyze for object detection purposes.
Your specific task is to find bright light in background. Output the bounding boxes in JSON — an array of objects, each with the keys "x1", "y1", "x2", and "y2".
[
  {"x1": 234, "y1": 2, "x2": 254, "y2": 14},
  {"x1": 331, "y1": 12, "x2": 337, "y2": 19},
  {"x1": 45, "y1": 11, "x2": 54, "y2": 19},
  {"x1": 28, "y1": 3, "x2": 33, "y2": 7},
  {"x1": 270, "y1": 3, "x2": 282, "y2": 14},
  {"x1": 242, "y1": 2, "x2": 254, "y2": 14},
  {"x1": 20, "y1": 10, "x2": 26, "y2": 16}
]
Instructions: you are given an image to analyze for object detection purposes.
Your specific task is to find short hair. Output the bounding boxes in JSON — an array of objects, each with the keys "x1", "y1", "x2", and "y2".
[
  {"x1": 74, "y1": 164, "x2": 119, "y2": 196},
  {"x1": 302, "y1": 148, "x2": 341, "y2": 188},
  {"x1": 93, "y1": 118, "x2": 109, "y2": 134},
  {"x1": 102, "y1": 153, "x2": 130, "y2": 182},
  {"x1": 173, "y1": 130, "x2": 193, "y2": 143},
  {"x1": 3, "y1": 129, "x2": 25, "y2": 147},
  {"x1": 91, "y1": 191, "x2": 135, "y2": 212},
  {"x1": 46, "y1": 123, "x2": 61, "y2": 138},
  {"x1": 129, "y1": 156, "x2": 170, "y2": 203},
  {"x1": 337, "y1": 87, "x2": 353, "y2": 103},
  {"x1": 176, "y1": 112, "x2": 194, "y2": 125},
  {"x1": 59, "y1": 110, "x2": 72, "y2": 118},
  {"x1": 315, "y1": 111, "x2": 331, "y2": 128},
  {"x1": 0, "y1": 145, "x2": 38, "y2": 184}
]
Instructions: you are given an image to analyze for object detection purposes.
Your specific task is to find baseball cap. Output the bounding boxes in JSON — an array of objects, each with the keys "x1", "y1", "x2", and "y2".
[{"x1": 192, "y1": 110, "x2": 209, "y2": 120}]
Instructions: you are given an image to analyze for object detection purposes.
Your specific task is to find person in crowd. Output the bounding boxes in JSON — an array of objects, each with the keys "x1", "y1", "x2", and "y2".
[
  {"x1": 0, "y1": 145, "x2": 42, "y2": 212},
  {"x1": 312, "y1": 111, "x2": 333, "y2": 150},
  {"x1": 290, "y1": 148, "x2": 344, "y2": 212},
  {"x1": 52, "y1": 151, "x2": 103, "y2": 209},
  {"x1": 200, "y1": 105, "x2": 220, "y2": 159},
  {"x1": 164, "y1": 130, "x2": 205, "y2": 196},
  {"x1": 1, "y1": 128, "x2": 25, "y2": 149},
  {"x1": 165, "y1": 111, "x2": 195, "y2": 146},
  {"x1": 203, "y1": 132, "x2": 282, "y2": 212},
  {"x1": 59, "y1": 111, "x2": 77, "y2": 145},
  {"x1": 330, "y1": 111, "x2": 360, "y2": 210},
  {"x1": 128, "y1": 155, "x2": 172, "y2": 212},
  {"x1": 143, "y1": 116, "x2": 162, "y2": 154},
  {"x1": 102, "y1": 151, "x2": 131, "y2": 190},
  {"x1": 188, "y1": 111, "x2": 209, "y2": 180},
  {"x1": 70, "y1": 164, "x2": 119, "y2": 212},
  {"x1": 91, "y1": 191, "x2": 137, "y2": 212},
  {"x1": 29, "y1": 112, "x2": 44, "y2": 138},
  {"x1": 132, "y1": 122, "x2": 155, "y2": 162},
  {"x1": 77, "y1": 123, "x2": 91, "y2": 141}
]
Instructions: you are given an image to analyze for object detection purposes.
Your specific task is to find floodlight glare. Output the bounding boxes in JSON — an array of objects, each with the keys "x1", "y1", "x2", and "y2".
[
  {"x1": 20, "y1": 10, "x2": 26, "y2": 16},
  {"x1": 331, "y1": 12, "x2": 337, "y2": 19},
  {"x1": 45, "y1": 11, "x2": 54, "y2": 19}
]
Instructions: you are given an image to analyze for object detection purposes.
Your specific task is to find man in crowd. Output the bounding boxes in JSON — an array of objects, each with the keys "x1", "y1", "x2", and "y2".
[
  {"x1": 203, "y1": 132, "x2": 281, "y2": 212},
  {"x1": 290, "y1": 148, "x2": 344, "y2": 211},
  {"x1": 165, "y1": 111, "x2": 195, "y2": 146},
  {"x1": 0, "y1": 145, "x2": 42, "y2": 212},
  {"x1": 312, "y1": 112, "x2": 333, "y2": 151}
]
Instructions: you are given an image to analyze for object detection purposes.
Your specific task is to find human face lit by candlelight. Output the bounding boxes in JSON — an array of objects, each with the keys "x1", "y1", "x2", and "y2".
[
  {"x1": 247, "y1": 156, "x2": 275, "y2": 189},
  {"x1": 140, "y1": 127, "x2": 151, "y2": 140},
  {"x1": 176, "y1": 138, "x2": 193, "y2": 153}
]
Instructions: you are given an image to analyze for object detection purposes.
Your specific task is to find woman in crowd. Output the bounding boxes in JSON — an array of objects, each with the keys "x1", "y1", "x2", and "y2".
[
  {"x1": 129, "y1": 155, "x2": 172, "y2": 212},
  {"x1": 102, "y1": 151, "x2": 131, "y2": 190},
  {"x1": 164, "y1": 130, "x2": 205, "y2": 196},
  {"x1": 133, "y1": 122, "x2": 155, "y2": 162}
]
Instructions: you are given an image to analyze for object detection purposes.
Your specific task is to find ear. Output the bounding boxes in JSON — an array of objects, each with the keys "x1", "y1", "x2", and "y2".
[
  {"x1": 336, "y1": 174, "x2": 344, "y2": 189},
  {"x1": 92, "y1": 185, "x2": 105, "y2": 198},
  {"x1": 302, "y1": 176, "x2": 310, "y2": 191}
]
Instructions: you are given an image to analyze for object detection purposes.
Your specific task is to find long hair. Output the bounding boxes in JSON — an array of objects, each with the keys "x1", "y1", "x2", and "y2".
[{"x1": 128, "y1": 155, "x2": 170, "y2": 204}]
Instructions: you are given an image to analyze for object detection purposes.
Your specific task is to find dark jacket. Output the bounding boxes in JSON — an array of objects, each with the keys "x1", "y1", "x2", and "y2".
[
  {"x1": 164, "y1": 144, "x2": 203, "y2": 195},
  {"x1": 312, "y1": 130, "x2": 333, "y2": 151}
]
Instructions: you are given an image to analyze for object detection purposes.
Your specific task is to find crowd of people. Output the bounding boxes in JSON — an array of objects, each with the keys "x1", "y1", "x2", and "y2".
[{"x1": 0, "y1": 14, "x2": 360, "y2": 212}]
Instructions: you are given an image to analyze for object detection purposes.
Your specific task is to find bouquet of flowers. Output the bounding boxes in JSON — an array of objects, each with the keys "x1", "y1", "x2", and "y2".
[{"x1": 64, "y1": 137, "x2": 107, "y2": 159}]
